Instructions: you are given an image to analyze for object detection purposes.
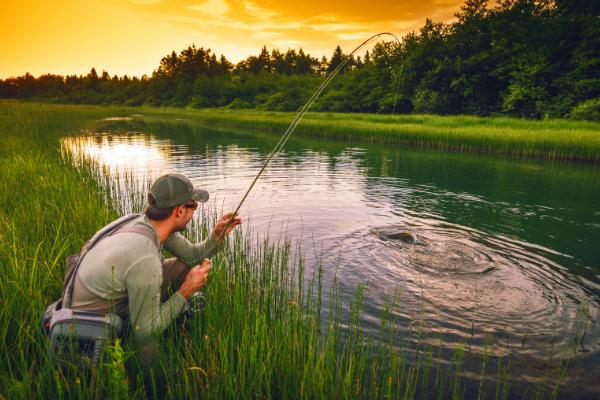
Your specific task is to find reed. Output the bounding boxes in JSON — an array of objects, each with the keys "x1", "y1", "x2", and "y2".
[
  {"x1": 135, "y1": 107, "x2": 600, "y2": 163},
  {"x1": 0, "y1": 101, "x2": 571, "y2": 398}
]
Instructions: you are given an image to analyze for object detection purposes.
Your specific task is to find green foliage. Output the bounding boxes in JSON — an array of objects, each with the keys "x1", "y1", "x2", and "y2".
[
  {"x1": 413, "y1": 89, "x2": 449, "y2": 114},
  {"x1": 164, "y1": 107, "x2": 600, "y2": 163},
  {"x1": 226, "y1": 98, "x2": 253, "y2": 109},
  {"x1": 568, "y1": 98, "x2": 600, "y2": 121},
  {"x1": 315, "y1": 89, "x2": 353, "y2": 112},
  {"x1": 104, "y1": 339, "x2": 130, "y2": 399},
  {"x1": 501, "y1": 54, "x2": 551, "y2": 118}
]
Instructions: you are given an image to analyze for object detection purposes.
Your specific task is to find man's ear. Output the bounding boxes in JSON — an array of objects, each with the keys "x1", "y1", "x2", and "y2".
[{"x1": 170, "y1": 205, "x2": 183, "y2": 220}]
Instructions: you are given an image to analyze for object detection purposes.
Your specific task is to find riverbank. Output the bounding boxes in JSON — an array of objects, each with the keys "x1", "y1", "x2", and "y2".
[
  {"x1": 135, "y1": 106, "x2": 600, "y2": 163},
  {"x1": 5, "y1": 100, "x2": 600, "y2": 163},
  {"x1": 0, "y1": 101, "x2": 572, "y2": 398}
]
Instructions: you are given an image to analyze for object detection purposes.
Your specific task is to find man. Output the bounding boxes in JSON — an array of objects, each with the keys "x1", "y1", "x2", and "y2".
[{"x1": 67, "y1": 173, "x2": 241, "y2": 358}]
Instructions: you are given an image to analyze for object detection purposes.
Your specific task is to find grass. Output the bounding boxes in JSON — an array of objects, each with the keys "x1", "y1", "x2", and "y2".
[
  {"x1": 0, "y1": 100, "x2": 574, "y2": 398},
  {"x1": 5, "y1": 100, "x2": 600, "y2": 162},
  {"x1": 131, "y1": 107, "x2": 600, "y2": 163}
]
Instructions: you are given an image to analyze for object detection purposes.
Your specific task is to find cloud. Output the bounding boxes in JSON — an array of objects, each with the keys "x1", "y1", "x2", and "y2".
[
  {"x1": 336, "y1": 32, "x2": 371, "y2": 41},
  {"x1": 241, "y1": 0, "x2": 460, "y2": 23},
  {"x1": 188, "y1": 0, "x2": 229, "y2": 17},
  {"x1": 125, "y1": 0, "x2": 163, "y2": 4},
  {"x1": 242, "y1": 0, "x2": 278, "y2": 19},
  {"x1": 117, "y1": 0, "x2": 465, "y2": 63},
  {"x1": 271, "y1": 39, "x2": 301, "y2": 49},
  {"x1": 253, "y1": 31, "x2": 281, "y2": 39},
  {"x1": 310, "y1": 22, "x2": 365, "y2": 32}
]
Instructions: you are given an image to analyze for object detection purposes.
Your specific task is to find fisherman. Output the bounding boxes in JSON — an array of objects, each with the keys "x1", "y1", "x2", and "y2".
[{"x1": 65, "y1": 173, "x2": 241, "y2": 362}]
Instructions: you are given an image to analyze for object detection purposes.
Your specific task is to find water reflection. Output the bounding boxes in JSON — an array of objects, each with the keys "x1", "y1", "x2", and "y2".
[
  {"x1": 62, "y1": 133, "x2": 171, "y2": 174},
  {"x1": 61, "y1": 120, "x2": 600, "y2": 396}
]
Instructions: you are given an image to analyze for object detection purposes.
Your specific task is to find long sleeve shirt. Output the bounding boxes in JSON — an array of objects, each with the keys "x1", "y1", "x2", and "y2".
[{"x1": 70, "y1": 214, "x2": 219, "y2": 341}]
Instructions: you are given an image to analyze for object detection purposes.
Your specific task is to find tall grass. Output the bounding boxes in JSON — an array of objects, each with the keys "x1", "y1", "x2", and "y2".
[
  {"x1": 6, "y1": 100, "x2": 600, "y2": 162},
  {"x1": 135, "y1": 107, "x2": 600, "y2": 163},
  {"x1": 0, "y1": 101, "x2": 572, "y2": 398},
  {"x1": 0, "y1": 101, "x2": 122, "y2": 398}
]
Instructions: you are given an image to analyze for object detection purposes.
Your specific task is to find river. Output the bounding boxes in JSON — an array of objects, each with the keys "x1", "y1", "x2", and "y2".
[{"x1": 61, "y1": 116, "x2": 600, "y2": 397}]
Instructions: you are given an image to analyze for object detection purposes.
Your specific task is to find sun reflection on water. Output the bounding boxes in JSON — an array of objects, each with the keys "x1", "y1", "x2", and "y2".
[
  {"x1": 61, "y1": 133, "x2": 171, "y2": 175},
  {"x1": 60, "y1": 133, "x2": 178, "y2": 213}
]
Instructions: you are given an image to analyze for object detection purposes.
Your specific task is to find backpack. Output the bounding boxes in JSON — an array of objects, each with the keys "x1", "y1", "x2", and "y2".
[{"x1": 42, "y1": 213, "x2": 157, "y2": 366}]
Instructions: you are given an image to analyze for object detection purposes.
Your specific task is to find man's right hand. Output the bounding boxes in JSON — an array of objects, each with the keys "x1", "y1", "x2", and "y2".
[{"x1": 178, "y1": 259, "x2": 212, "y2": 299}]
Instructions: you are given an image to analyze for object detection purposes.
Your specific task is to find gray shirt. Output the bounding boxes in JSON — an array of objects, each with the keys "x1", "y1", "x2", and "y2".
[{"x1": 71, "y1": 214, "x2": 218, "y2": 340}]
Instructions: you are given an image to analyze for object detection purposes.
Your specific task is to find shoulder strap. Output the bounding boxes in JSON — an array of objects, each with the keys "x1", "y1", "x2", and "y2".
[
  {"x1": 87, "y1": 213, "x2": 142, "y2": 250},
  {"x1": 63, "y1": 213, "x2": 143, "y2": 308},
  {"x1": 112, "y1": 225, "x2": 159, "y2": 250}
]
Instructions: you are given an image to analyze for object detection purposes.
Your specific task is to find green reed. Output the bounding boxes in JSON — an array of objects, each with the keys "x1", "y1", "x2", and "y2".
[
  {"x1": 134, "y1": 107, "x2": 600, "y2": 163},
  {"x1": 0, "y1": 101, "x2": 572, "y2": 398}
]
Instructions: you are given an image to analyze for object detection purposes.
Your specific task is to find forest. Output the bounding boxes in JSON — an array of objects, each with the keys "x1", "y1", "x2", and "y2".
[{"x1": 1, "y1": 0, "x2": 598, "y2": 120}]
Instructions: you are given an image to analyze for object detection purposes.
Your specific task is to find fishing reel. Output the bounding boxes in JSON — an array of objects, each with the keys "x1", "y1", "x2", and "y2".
[{"x1": 187, "y1": 291, "x2": 207, "y2": 315}]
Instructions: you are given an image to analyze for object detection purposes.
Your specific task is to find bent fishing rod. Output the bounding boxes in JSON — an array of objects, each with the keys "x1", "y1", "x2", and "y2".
[{"x1": 214, "y1": 32, "x2": 402, "y2": 243}]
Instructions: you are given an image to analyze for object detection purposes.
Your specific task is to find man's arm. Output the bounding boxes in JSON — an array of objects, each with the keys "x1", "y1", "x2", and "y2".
[
  {"x1": 164, "y1": 232, "x2": 220, "y2": 266},
  {"x1": 125, "y1": 255, "x2": 188, "y2": 340},
  {"x1": 164, "y1": 212, "x2": 241, "y2": 265}
]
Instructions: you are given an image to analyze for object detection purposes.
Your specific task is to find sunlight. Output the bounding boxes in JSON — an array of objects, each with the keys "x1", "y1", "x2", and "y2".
[{"x1": 60, "y1": 134, "x2": 172, "y2": 177}]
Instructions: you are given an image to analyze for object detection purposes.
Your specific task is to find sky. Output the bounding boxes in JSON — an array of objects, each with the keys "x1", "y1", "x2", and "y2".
[{"x1": 0, "y1": 0, "x2": 464, "y2": 79}]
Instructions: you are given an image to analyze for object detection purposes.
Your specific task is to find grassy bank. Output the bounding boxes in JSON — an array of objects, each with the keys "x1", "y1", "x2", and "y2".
[
  {"x1": 0, "y1": 101, "x2": 569, "y2": 398},
  {"x1": 132, "y1": 107, "x2": 600, "y2": 163},
  {"x1": 5, "y1": 100, "x2": 600, "y2": 163}
]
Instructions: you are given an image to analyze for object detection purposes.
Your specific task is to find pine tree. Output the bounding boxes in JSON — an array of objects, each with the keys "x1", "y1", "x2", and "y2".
[{"x1": 327, "y1": 45, "x2": 345, "y2": 74}]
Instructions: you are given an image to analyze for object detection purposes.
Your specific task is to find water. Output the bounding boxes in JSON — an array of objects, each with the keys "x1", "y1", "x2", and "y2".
[{"x1": 62, "y1": 117, "x2": 600, "y2": 396}]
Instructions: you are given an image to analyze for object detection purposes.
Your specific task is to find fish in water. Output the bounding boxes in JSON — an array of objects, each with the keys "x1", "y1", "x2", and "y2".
[{"x1": 373, "y1": 228, "x2": 418, "y2": 244}]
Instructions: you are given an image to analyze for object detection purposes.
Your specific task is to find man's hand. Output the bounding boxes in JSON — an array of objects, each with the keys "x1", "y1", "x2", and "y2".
[
  {"x1": 178, "y1": 259, "x2": 212, "y2": 299},
  {"x1": 211, "y1": 212, "x2": 242, "y2": 242}
]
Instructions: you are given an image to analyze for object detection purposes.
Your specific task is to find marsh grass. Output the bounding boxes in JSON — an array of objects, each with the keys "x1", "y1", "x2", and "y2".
[
  {"x1": 132, "y1": 107, "x2": 600, "y2": 163},
  {"x1": 0, "y1": 101, "x2": 573, "y2": 398}
]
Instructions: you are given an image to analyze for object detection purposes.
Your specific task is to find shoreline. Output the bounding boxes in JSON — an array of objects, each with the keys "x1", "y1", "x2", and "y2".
[{"x1": 7, "y1": 100, "x2": 599, "y2": 163}]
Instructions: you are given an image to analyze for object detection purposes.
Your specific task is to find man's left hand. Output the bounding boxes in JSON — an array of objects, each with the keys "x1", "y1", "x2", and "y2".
[{"x1": 211, "y1": 212, "x2": 242, "y2": 242}]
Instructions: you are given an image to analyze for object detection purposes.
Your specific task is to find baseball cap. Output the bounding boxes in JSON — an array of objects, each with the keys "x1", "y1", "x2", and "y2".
[{"x1": 149, "y1": 173, "x2": 209, "y2": 208}]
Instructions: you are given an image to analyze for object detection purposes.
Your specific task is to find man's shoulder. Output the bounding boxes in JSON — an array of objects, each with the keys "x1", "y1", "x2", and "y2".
[
  {"x1": 93, "y1": 214, "x2": 159, "y2": 255},
  {"x1": 121, "y1": 216, "x2": 159, "y2": 246},
  {"x1": 98, "y1": 229, "x2": 158, "y2": 255},
  {"x1": 100, "y1": 214, "x2": 156, "y2": 245},
  {"x1": 78, "y1": 221, "x2": 161, "y2": 282}
]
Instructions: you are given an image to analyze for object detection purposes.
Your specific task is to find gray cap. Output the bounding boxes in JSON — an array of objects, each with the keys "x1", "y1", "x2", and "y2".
[{"x1": 149, "y1": 173, "x2": 209, "y2": 208}]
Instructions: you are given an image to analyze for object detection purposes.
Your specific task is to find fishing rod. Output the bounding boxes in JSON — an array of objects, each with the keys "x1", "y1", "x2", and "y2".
[
  {"x1": 189, "y1": 33, "x2": 403, "y2": 313},
  {"x1": 215, "y1": 32, "x2": 403, "y2": 243}
]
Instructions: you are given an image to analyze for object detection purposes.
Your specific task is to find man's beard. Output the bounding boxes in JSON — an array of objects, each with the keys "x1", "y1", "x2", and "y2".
[{"x1": 176, "y1": 220, "x2": 189, "y2": 232}]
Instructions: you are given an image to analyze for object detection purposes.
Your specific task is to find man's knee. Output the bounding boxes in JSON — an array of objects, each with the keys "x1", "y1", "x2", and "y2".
[{"x1": 160, "y1": 258, "x2": 191, "y2": 300}]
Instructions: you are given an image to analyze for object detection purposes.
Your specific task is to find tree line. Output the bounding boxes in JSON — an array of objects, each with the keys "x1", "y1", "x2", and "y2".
[{"x1": 1, "y1": 0, "x2": 598, "y2": 120}]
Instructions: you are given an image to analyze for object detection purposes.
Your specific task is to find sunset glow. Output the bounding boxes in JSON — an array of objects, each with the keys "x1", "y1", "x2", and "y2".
[{"x1": 1, "y1": 0, "x2": 463, "y2": 78}]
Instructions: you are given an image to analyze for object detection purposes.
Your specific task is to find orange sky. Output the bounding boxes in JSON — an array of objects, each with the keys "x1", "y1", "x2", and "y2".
[{"x1": 0, "y1": 0, "x2": 464, "y2": 79}]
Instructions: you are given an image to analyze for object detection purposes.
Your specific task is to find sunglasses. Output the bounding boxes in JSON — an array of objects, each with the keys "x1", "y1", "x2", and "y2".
[{"x1": 183, "y1": 202, "x2": 198, "y2": 210}]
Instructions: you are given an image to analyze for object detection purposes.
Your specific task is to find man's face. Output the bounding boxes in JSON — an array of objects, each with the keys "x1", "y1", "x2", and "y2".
[{"x1": 174, "y1": 200, "x2": 198, "y2": 231}]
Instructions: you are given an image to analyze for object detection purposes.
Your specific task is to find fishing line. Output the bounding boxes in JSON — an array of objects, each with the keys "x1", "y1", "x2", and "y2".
[{"x1": 215, "y1": 32, "x2": 403, "y2": 242}]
